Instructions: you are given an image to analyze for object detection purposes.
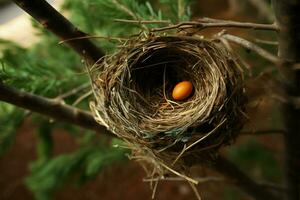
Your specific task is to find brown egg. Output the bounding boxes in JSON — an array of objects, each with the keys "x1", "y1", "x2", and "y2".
[{"x1": 172, "y1": 81, "x2": 193, "y2": 101}]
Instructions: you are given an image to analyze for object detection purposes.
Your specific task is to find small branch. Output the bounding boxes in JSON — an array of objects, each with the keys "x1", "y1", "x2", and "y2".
[
  {"x1": 12, "y1": 0, "x2": 104, "y2": 63},
  {"x1": 0, "y1": 83, "x2": 111, "y2": 136},
  {"x1": 258, "y1": 181, "x2": 287, "y2": 192},
  {"x1": 59, "y1": 35, "x2": 127, "y2": 45},
  {"x1": 112, "y1": 0, "x2": 137, "y2": 20},
  {"x1": 114, "y1": 19, "x2": 171, "y2": 24},
  {"x1": 72, "y1": 90, "x2": 92, "y2": 106},
  {"x1": 143, "y1": 176, "x2": 224, "y2": 183},
  {"x1": 254, "y1": 38, "x2": 279, "y2": 46},
  {"x1": 55, "y1": 83, "x2": 90, "y2": 100},
  {"x1": 151, "y1": 18, "x2": 279, "y2": 32},
  {"x1": 219, "y1": 33, "x2": 280, "y2": 64},
  {"x1": 213, "y1": 156, "x2": 280, "y2": 200}
]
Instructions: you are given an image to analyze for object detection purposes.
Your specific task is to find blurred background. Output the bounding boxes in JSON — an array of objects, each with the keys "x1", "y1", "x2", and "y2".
[{"x1": 0, "y1": 0, "x2": 283, "y2": 199}]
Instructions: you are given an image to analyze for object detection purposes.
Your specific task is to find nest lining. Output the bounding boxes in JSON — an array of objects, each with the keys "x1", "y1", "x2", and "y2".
[{"x1": 90, "y1": 34, "x2": 246, "y2": 178}]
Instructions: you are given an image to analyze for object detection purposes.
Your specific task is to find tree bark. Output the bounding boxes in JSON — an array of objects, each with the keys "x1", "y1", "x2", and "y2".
[
  {"x1": 12, "y1": 0, "x2": 105, "y2": 63},
  {"x1": 273, "y1": 0, "x2": 300, "y2": 199},
  {"x1": 0, "y1": 83, "x2": 111, "y2": 135}
]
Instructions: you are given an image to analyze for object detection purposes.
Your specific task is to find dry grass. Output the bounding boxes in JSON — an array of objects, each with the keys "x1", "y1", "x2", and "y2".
[{"x1": 89, "y1": 32, "x2": 247, "y2": 195}]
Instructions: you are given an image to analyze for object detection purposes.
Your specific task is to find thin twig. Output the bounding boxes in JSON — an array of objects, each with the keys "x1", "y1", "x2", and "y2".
[
  {"x1": 187, "y1": 181, "x2": 202, "y2": 200},
  {"x1": 258, "y1": 181, "x2": 287, "y2": 192},
  {"x1": 158, "y1": 161, "x2": 198, "y2": 185},
  {"x1": 114, "y1": 19, "x2": 171, "y2": 24},
  {"x1": 143, "y1": 176, "x2": 224, "y2": 183},
  {"x1": 151, "y1": 18, "x2": 278, "y2": 32},
  {"x1": 219, "y1": 33, "x2": 280, "y2": 64},
  {"x1": 72, "y1": 90, "x2": 92, "y2": 106},
  {"x1": 58, "y1": 35, "x2": 127, "y2": 45},
  {"x1": 112, "y1": 0, "x2": 147, "y2": 30},
  {"x1": 254, "y1": 38, "x2": 279, "y2": 46},
  {"x1": 55, "y1": 83, "x2": 90, "y2": 100}
]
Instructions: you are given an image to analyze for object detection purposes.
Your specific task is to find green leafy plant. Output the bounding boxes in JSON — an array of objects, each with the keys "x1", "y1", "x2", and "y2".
[{"x1": 0, "y1": 1, "x2": 192, "y2": 199}]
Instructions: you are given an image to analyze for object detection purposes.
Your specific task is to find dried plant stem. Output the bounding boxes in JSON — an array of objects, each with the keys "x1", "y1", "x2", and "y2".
[{"x1": 143, "y1": 176, "x2": 223, "y2": 183}]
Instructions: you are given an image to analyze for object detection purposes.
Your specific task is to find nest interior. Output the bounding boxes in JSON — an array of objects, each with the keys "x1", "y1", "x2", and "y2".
[{"x1": 91, "y1": 35, "x2": 246, "y2": 174}]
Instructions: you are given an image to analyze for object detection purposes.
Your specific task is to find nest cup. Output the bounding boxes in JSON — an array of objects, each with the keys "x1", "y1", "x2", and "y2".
[{"x1": 90, "y1": 35, "x2": 246, "y2": 178}]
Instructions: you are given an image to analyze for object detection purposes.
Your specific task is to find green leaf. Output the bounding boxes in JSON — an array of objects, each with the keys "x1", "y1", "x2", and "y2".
[
  {"x1": 0, "y1": 103, "x2": 25, "y2": 156},
  {"x1": 26, "y1": 143, "x2": 127, "y2": 200}
]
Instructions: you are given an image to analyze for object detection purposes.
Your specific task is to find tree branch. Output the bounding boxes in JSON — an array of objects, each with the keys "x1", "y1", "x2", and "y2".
[
  {"x1": 55, "y1": 83, "x2": 90, "y2": 100},
  {"x1": 220, "y1": 33, "x2": 280, "y2": 64},
  {"x1": 0, "y1": 82, "x2": 281, "y2": 199},
  {"x1": 150, "y1": 18, "x2": 278, "y2": 32},
  {"x1": 213, "y1": 156, "x2": 280, "y2": 200},
  {"x1": 273, "y1": 1, "x2": 300, "y2": 200},
  {"x1": 0, "y1": 82, "x2": 111, "y2": 135},
  {"x1": 12, "y1": 0, "x2": 105, "y2": 63}
]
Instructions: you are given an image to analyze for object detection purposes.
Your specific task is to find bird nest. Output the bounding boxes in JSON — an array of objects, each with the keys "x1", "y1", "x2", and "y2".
[{"x1": 90, "y1": 33, "x2": 246, "y2": 184}]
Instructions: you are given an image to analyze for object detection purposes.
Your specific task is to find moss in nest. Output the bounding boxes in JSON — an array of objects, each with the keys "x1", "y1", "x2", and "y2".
[{"x1": 90, "y1": 34, "x2": 246, "y2": 183}]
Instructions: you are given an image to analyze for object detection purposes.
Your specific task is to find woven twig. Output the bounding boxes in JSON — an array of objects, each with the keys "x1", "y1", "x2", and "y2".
[{"x1": 90, "y1": 32, "x2": 246, "y2": 185}]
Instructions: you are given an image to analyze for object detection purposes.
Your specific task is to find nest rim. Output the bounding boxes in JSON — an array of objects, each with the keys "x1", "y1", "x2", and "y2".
[{"x1": 90, "y1": 33, "x2": 247, "y2": 180}]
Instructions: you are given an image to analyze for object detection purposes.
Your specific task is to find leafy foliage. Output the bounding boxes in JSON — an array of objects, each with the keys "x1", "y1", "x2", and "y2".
[
  {"x1": 0, "y1": 2, "x2": 191, "y2": 198},
  {"x1": 26, "y1": 138, "x2": 127, "y2": 200},
  {"x1": 0, "y1": 38, "x2": 85, "y2": 97},
  {"x1": 0, "y1": 103, "x2": 25, "y2": 156}
]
